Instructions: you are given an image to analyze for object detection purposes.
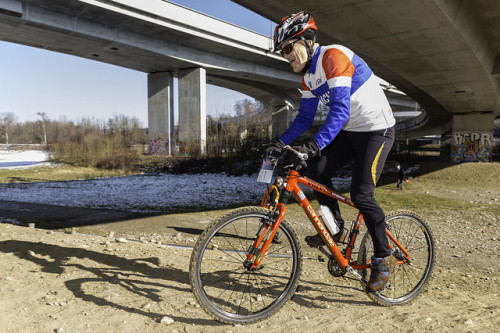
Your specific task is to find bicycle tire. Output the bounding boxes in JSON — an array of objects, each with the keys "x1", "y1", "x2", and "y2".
[
  {"x1": 189, "y1": 206, "x2": 302, "y2": 324},
  {"x1": 357, "y1": 210, "x2": 435, "y2": 306}
]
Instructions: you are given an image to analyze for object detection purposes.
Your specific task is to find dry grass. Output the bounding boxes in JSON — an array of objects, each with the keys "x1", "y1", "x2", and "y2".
[{"x1": 0, "y1": 165, "x2": 130, "y2": 183}]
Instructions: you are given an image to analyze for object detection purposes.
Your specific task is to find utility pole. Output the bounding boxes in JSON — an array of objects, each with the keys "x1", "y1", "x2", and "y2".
[{"x1": 37, "y1": 112, "x2": 48, "y2": 146}]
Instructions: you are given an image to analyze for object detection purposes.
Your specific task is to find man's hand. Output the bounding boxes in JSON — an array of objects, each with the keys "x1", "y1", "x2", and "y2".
[
  {"x1": 294, "y1": 140, "x2": 320, "y2": 158},
  {"x1": 288, "y1": 140, "x2": 320, "y2": 165},
  {"x1": 265, "y1": 139, "x2": 285, "y2": 159}
]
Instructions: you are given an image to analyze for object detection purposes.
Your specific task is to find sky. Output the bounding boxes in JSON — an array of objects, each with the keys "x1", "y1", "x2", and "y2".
[{"x1": 0, "y1": 0, "x2": 277, "y2": 126}]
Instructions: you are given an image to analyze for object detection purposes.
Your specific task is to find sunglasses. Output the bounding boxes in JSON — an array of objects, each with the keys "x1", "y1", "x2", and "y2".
[{"x1": 280, "y1": 40, "x2": 299, "y2": 56}]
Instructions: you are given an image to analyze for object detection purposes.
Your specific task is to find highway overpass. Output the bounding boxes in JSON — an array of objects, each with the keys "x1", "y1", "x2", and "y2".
[{"x1": 1, "y1": 0, "x2": 497, "y2": 161}]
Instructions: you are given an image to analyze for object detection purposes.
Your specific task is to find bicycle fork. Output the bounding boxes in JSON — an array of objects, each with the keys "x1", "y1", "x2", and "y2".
[{"x1": 243, "y1": 204, "x2": 286, "y2": 271}]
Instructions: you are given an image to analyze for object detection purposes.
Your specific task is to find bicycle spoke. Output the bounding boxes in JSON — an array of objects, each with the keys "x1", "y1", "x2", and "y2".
[
  {"x1": 201, "y1": 257, "x2": 244, "y2": 267},
  {"x1": 217, "y1": 247, "x2": 247, "y2": 263},
  {"x1": 404, "y1": 244, "x2": 429, "y2": 253},
  {"x1": 222, "y1": 229, "x2": 249, "y2": 261},
  {"x1": 232, "y1": 219, "x2": 250, "y2": 258}
]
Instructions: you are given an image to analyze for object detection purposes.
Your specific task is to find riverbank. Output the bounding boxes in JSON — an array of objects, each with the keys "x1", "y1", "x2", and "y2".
[{"x1": 0, "y1": 153, "x2": 499, "y2": 332}]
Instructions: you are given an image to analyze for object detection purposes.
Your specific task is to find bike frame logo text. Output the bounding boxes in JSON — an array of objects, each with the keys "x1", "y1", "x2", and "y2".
[{"x1": 306, "y1": 205, "x2": 335, "y2": 247}]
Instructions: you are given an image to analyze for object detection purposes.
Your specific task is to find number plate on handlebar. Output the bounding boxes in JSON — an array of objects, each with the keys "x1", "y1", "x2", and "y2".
[{"x1": 257, "y1": 159, "x2": 274, "y2": 184}]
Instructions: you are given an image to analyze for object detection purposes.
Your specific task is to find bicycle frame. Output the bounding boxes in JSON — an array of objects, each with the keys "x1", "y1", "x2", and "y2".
[{"x1": 246, "y1": 168, "x2": 410, "y2": 273}]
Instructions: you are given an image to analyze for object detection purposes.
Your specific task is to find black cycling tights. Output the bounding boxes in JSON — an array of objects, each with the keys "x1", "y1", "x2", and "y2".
[{"x1": 308, "y1": 127, "x2": 395, "y2": 258}]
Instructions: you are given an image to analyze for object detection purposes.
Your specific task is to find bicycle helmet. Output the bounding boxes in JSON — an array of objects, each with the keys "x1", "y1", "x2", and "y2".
[
  {"x1": 273, "y1": 11, "x2": 317, "y2": 51},
  {"x1": 274, "y1": 11, "x2": 318, "y2": 72}
]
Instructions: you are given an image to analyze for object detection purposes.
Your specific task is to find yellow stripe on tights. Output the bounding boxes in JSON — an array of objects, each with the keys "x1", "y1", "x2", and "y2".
[{"x1": 371, "y1": 142, "x2": 385, "y2": 186}]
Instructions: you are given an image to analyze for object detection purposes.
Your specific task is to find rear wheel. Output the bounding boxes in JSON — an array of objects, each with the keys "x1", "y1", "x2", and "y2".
[
  {"x1": 357, "y1": 210, "x2": 435, "y2": 306},
  {"x1": 189, "y1": 207, "x2": 302, "y2": 324}
]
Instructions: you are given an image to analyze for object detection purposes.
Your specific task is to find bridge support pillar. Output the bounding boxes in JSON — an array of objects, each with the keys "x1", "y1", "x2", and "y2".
[
  {"x1": 148, "y1": 71, "x2": 175, "y2": 155},
  {"x1": 178, "y1": 68, "x2": 207, "y2": 155},
  {"x1": 451, "y1": 112, "x2": 495, "y2": 162}
]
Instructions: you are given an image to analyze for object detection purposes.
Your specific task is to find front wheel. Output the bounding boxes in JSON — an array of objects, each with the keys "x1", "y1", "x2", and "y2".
[
  {"x1": 357, "y1": 210, "x2": 435, "y2": 306},
  {"x1": 189, "y1": 207, "x2": 302, "y2": 324}
]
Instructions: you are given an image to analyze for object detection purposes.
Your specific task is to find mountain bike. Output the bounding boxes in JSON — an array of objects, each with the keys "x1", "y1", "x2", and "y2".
[{"x1": 189, "y1": 146, "x2": 435, "y2": 324}]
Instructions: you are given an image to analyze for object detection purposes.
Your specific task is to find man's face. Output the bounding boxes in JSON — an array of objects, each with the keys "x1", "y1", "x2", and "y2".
[{"x1": 281, "y1": 39, "x2": 309, "y2": 73}]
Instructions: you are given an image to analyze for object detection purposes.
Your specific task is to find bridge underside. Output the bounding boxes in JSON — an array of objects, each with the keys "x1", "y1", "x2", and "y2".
[
  {"x1": 1, "y1": 0, "x2": 499, "y2": 161},
  {"x1": 234, "y1": 0, "x2": 500, "y2": 161}
]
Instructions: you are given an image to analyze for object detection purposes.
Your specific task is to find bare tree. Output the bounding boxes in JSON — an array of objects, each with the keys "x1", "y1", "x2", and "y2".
[{"x1": 0, "y1": 112, "x2": 17, "y2": 144}]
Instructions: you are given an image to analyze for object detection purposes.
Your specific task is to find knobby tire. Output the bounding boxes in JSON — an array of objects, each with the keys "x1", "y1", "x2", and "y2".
[{"x1": 189, "y1": 206, "x2": 302, "y2": 324}]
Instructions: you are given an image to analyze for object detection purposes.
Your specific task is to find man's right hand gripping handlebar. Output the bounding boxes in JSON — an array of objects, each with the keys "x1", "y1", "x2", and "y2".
[
  {"x1": 283, "y1": 139, "x2": 320, "y2": 167},
  {"x1": 265, "y1": 139, "x2": 320, "y2": 170},
  {"x1": 265, "y1": 139, "x2": 319, "y2": 159},
  {"x1": 283, "y1": 145, "x2": 309, "y2": 161}
]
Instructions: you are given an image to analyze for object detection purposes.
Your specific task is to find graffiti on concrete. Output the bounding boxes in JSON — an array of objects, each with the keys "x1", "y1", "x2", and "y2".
[
  {"x1": 148, "y1": 137, "x2": 169, "y2": 155},
  {"x1": 451, "y1": 131, "x2": 493, "y2": 163}
]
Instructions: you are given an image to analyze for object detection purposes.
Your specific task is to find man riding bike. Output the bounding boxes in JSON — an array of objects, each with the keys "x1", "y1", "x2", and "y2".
[{"x1": 266, "y1": 11, "x2": 396, "y2": 292}]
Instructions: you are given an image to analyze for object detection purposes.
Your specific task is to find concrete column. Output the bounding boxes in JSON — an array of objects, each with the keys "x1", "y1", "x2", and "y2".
[
  {"x1": 148, "y1": 71, "x2": 174, "y2": 155},
  {"x1": 451, "y1": 112, "x2": 495, "y2": 162},
  {"x1": 178, "y1": 68, "x2": 206, "y2": 155}
]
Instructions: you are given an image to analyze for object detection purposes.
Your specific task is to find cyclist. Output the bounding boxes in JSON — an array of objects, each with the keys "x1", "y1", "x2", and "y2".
[{"x1": 266, "y1": 11, "x2": 396, "y2": 292}]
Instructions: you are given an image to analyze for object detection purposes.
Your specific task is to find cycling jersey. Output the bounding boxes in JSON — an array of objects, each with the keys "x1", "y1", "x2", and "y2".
[{"x1": 279, "y1": 45, "x2": 396, "y2": 150}]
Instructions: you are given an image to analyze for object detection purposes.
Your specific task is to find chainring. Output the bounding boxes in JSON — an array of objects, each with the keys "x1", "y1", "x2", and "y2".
[{"x1": 327, "y1": 257, "x2": 346, "y2": 277}]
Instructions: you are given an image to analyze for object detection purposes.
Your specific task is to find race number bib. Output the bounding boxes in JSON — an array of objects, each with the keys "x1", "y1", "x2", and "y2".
[{"x1": 257, "y1": 159, "x2": 274, "y2": 184}]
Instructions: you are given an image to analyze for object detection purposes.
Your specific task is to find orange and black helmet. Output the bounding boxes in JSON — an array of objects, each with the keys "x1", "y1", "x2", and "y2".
[{"x1": 273, "y1": 11, "x2": 317, "y2": 51}]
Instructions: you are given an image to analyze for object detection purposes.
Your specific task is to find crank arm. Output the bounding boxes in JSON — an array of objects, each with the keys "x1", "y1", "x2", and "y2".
[
  {"x1": 346, "y1": 266, "x2": 367, "y2": 286},
  {"x1": 317, "y1": 246, "x2": 333, "y2": 261}
]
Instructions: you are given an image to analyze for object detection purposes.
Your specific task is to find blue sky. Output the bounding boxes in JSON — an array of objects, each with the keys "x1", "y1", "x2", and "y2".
[{"x1": 0, "y1": 0, "x2": 276, "y2": 125}]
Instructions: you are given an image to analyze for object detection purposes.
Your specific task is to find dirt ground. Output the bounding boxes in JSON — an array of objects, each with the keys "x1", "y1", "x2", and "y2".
[{"x1": 1, "y1": 161, "x2": 499, "y2": 333}]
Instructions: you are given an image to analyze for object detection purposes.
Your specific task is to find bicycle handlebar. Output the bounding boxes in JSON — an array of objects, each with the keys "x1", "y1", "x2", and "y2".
[{"x1": 283, "y1": 145, "x2": 308, "y2": 161}]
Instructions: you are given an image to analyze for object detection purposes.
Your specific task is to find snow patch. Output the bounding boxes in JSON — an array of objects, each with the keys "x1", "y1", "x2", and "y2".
[
  {"x1": 0, "y1": 150, "x2": 351, "y2": 213},
  {"x1": 0, "y1": 150, "x2": 51, "y2": 169}
]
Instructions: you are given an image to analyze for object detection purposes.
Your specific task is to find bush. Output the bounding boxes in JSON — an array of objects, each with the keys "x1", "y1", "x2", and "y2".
[
  {"x1": 50, "y1": 127, "x2": 142, "y2": 170},
  {"x1": 156, "y1": 155, "x2": 262, "y2": 176},
  {"x1": 94, "y1": 153, "x2": 141, "y2": 171}
]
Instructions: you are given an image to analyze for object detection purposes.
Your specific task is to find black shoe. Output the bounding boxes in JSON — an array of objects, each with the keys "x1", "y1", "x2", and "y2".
[
  {"x1": 305, "y1": 234, "x2": 324, "y2": 248},
  {"x1": 305, "y1": 231, "x2": 345, "y2": 248}
]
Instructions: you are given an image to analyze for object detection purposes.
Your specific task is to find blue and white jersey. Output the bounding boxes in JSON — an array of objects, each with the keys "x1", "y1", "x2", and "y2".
[{"x1": 279, "y1": 45, "x2": 395, "y2": 150}]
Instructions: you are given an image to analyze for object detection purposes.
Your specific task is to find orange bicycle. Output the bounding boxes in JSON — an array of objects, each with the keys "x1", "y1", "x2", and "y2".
[{"x1": 189, "y1": 146, "x2": 435, "y2": 324}]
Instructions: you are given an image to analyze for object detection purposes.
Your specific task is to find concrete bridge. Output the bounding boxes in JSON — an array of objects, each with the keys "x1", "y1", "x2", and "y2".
[
  {"x1": 0, "y1": 0, "x2": 303, "y2": 154},
  {"x1": 1, "y1": 0, "x2": 498, "y2": 161},
  {"x1": 0, "y1": 1, "x2": 425, "y2": 145}
]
